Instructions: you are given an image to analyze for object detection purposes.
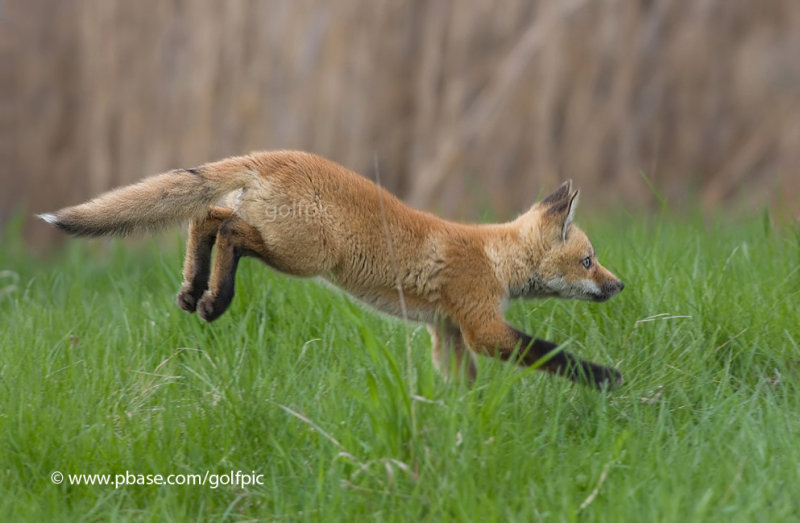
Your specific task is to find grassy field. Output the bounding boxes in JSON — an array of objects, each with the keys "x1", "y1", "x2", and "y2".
[{"x1": 1, "y1": 213, "x2": 799, "y2": 521}]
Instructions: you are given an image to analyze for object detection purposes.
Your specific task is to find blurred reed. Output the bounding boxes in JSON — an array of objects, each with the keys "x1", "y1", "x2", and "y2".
[{"x1": 2, "y1": 0, "x2": 799, "y2": 243}]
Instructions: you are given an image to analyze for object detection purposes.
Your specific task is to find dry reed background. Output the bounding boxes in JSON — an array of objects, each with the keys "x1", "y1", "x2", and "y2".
[{"x1": 2, "y1": 0, "x2": 799, "y2": 243}]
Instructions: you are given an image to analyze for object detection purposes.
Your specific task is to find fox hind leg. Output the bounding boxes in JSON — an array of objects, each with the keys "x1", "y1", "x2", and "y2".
[
  {"x1": 196, "y1": 215, "x2": 274, "y2": 322},
  {"x1": 177, "y1": 207, "x2": 234, "y2": 313}
]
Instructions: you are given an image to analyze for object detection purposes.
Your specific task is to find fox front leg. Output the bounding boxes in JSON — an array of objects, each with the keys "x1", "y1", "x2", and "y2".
[{"x1": 461, "y1": 319, "x2": 622, "y2": 389}]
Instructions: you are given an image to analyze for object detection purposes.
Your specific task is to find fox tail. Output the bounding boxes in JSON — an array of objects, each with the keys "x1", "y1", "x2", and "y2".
[{"x1": 38, "y1": 155, "x2": 260, "y2": 237}]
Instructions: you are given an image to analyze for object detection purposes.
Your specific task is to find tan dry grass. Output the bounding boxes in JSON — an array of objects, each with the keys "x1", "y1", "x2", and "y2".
[{"x1": 2, "y1": 0, "x2": 799, "y2": 243}]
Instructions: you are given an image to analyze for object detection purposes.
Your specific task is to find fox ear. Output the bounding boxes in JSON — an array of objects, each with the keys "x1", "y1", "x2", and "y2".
[
  {"x1": 544, "y1": 189, "x2": 579, "y2": 241},
  {"x1": 540, "y1": 180, "x2": 573, "y2": 206}
]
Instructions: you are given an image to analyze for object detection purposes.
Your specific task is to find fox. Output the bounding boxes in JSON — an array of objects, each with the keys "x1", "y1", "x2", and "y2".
[{"x1": 39, "y1": 150, "x2": 625, "y2": 388}]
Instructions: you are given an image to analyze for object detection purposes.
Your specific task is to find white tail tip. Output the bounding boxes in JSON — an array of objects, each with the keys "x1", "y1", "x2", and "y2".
[{"x1": 37, "y1": 213, "x2": 59, "y2": 225}]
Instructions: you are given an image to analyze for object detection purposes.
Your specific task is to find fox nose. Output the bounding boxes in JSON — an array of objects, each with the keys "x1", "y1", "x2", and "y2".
[{"x1": 601, "y1": 280, "x2": 624, "y2": 298}]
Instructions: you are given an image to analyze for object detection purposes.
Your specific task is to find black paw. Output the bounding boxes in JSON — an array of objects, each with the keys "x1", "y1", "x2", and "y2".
[
  {"x1": 177, "y1": 287, "x2": 201, "y2": 313},
  {"x1": 177, "y1": 280, "x2": 209, "y2": 313},
  {"x1": 196, "y1": 290, "x2": 233, "y2": 323},
  {"x1": 196, "y1": 291, "x2": 219, "y2": 322},
  {"x1": 587, "y1": 364, "x2": 623, "y2": 390}
]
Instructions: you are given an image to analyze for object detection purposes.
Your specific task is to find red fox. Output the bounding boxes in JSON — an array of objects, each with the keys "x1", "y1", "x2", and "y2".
[{"x1": 40, "y1": 151, "x2": 624, "y2": 388}]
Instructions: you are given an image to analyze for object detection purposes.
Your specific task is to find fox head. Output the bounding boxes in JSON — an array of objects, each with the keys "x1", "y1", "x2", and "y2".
[{"x1": 511, "y1": 180, "x2": 624, "y2": 302}]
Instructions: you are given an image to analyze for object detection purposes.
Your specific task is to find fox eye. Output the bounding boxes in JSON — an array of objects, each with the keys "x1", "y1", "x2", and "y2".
[{"x1": 581, "y1": 256, "x2": 592, "y2": 269}]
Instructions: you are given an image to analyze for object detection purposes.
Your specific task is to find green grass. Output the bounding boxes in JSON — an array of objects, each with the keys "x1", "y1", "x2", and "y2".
[{"x1": 1, "y1": 214, "x2": 799, "y2": 521}]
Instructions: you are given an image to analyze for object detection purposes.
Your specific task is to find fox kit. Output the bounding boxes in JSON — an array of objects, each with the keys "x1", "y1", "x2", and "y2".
[{"x1": 40, "y1": 151, "x2": 624, "y2": 388}]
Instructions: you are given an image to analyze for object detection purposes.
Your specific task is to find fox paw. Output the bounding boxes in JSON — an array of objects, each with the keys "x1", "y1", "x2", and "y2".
[
  {"x1": 196, "y1": 290, "x2": 233, "y2": 323},
  {"x1": 591, "y1": 365, "x2": 623, "y2": 390},
  {"x1": 177, "y1": 288, "x2": 200, "y2": 313},
  {"x1": 197, "y1": 291, "x2": 222, "y2": 322},
  {"x1": 177, "y1": 282, "x2": 209, "y2": 313}
]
